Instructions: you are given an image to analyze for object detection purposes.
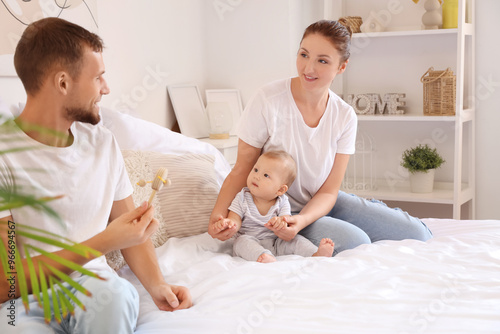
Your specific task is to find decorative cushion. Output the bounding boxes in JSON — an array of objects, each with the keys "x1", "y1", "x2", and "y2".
[{"x1": 105, "y1": 150, "x2": 220, "y2": 270}]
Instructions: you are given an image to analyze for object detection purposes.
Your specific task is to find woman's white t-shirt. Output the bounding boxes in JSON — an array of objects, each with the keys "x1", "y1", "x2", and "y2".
[{"x1": 237, "y1": 78, "x2": 357, "y2": 212}]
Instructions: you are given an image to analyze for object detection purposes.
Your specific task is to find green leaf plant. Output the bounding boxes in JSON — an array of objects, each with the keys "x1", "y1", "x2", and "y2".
[
  {"x1": 0, "y1": 116, "x2": 104, "y2": 324},
  {"x1": 400, "y1": 144, "x2": 445, "y2": 174}
]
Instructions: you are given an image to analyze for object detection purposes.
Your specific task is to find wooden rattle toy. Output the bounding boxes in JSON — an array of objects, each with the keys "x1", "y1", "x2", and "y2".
[{"x1": 137, "y1": 167, "x2": 171, "y2": 207}]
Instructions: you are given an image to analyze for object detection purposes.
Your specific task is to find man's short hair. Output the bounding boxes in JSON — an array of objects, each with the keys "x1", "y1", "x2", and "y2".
[{"x1": 14, "y1": 17, "x2": 104, "y2": 95}]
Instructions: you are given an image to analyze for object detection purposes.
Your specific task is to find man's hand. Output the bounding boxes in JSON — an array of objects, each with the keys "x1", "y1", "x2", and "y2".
[
  {"x1": 150, "y1": 283, "x2": 193, "y2": 312},
  {"x1": 104, "y1": 201, "x2": 158, "y2": 252},
  {"x1": 208, "y1": 214, "x2": 238, "y2": 241},
  {"x1": 265, "y1": 215, "x2": 300, "y2": 241}
]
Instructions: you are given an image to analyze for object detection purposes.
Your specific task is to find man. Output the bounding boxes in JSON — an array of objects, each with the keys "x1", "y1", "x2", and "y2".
[{"x1": 0, "y1": 17, "x2": 191, "y2": 333}]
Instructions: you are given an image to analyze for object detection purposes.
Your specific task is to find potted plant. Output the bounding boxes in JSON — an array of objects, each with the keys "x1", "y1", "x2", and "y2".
[{"x1": 400, "y1": 144, "x2": 445, "y2": 193}]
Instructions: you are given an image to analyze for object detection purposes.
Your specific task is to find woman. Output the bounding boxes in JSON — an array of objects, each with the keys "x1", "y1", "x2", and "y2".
[{"x1": 208, "y1": 20, "x2": 432, "y2": 255}]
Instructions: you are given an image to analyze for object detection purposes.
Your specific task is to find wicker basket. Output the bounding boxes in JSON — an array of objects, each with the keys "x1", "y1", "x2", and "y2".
[
  {"x1": 420, "y1": 67, "x2": 456, "y2": 116},
  {"x1": 339, "y1": 16, "x2": 363, "y2": 33}
]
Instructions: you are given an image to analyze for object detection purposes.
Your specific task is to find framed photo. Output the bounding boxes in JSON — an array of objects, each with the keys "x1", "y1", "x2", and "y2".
[
  {"x1": 168, "y1": 84, "x2": 210, "y2": 139},
  {"x1": 205, "y1": 89, "x2": 243, "y2": 136}
]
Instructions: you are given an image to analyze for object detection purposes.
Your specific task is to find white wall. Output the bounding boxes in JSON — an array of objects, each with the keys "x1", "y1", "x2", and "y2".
[
  {"x1": 0, "y1": 77, "x2": 24, "y2": 110},
  {"x1": 0, "y1": 0, "x2": 208, "y2": 128},
  {"x1": 0, "y1": 0, "x2": 498, "y2": 219},
  {"x1": 97, "y1": 0, "x2": 207, "y2": 128},
  {"x1": 475, "y1": 0, "x2": 500, "y2": 219},
  {"x1": 204, "y1": 0, "x2": 324, "y2": 105}
]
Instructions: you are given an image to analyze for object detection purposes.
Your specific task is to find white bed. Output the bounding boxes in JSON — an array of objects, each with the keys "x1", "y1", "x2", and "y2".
[
  {"x1": 122, "y1": 218, "x2": 500, "y2": 334},
  {"x1": 99, "y1": 108, "x2": 500, "y2": 334},
  {"x1": 2, "y1": 103, "x2": 500, "y2": 333}
]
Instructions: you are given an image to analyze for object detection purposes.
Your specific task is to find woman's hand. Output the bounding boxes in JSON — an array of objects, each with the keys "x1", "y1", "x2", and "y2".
[
  {"x1": 208, "y1": 140, "x2": 261, "y2": 241},
  {"x1": 265, "y1": 216, "x2": 287, "y2": 231},
  {"x1": 265, "y1": 215, "x2": 302, "y2": 241},
  {"x1": 208, "y1": 214, "x2": 238, "y2": 241}
]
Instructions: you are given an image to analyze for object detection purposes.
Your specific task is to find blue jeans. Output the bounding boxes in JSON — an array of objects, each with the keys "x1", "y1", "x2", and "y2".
[
  {"x1": 0, "y1": 271, "x2": 139, "y2": 334},
  {"x1": 297, "y1": 191, "x2": 433, "y2": 256}
]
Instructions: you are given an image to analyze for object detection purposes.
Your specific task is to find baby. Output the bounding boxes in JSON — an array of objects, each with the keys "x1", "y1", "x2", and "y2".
[{"x1": 214, "y1": 150, "x2": 334, "y2": 263}]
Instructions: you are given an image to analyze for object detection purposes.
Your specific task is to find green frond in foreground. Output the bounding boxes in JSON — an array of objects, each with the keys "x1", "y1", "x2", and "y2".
[
  {"x1": 14, "y1": 244, "x2": 29, "y2": 311},
  {"x1": 0, "y1": 222, "x2": 104, "y2": 323},
  {"x1": 1, "y1": 115, "x2": 103, "y2": 323},
  {"x1": 0, "y1": 192, "x2": 62, "y2": 221}
]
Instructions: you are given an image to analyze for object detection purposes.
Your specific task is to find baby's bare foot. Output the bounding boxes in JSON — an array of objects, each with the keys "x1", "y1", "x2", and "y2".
[
  {"x1": 257, "y1": 253, "x2": 276, "y2": 263},
  {"x1": 312, "y1": 238, "x2": 334, "y2": 257}
]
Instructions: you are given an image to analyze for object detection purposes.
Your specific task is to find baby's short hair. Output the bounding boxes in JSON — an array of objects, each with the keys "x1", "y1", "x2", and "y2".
[{"x1": 261, "y1": 150, "x2": 297, "y2": 187}]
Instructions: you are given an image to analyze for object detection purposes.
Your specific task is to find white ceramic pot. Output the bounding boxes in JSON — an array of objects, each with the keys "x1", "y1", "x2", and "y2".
[{"x1": 409, "y1": 169, "x2": 435, "y2": 193}]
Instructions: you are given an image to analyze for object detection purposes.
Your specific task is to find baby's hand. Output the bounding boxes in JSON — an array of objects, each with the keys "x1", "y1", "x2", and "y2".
[
  {"x1": 214, "y1": 217, "x2": 235, "y2": 233},
  {"x1": 266, "y1": 216, "x2": 287, "y2": 231}
]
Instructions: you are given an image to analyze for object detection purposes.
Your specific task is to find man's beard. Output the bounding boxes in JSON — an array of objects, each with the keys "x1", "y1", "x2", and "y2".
[{"x1": 65, "y1": 106, "x2": 100, "y2": 125}]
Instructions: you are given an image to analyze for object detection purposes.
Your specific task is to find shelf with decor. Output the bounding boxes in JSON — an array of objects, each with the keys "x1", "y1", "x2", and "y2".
[
  {"x1": 343, "y1": 180, "x2": 473, "y2": 205},
  {"x1": 357, "y1": 114, "x2": 455, "y2": 122},
  {"x1": 327, "y1": 0, "x2": 475, "y2": 219},
  {"x1": 357, "y1": 108, "x2": 474, "y2": 122},
  {"x1": 352, "y1": 27, "x2": 458, "y2": 38}
]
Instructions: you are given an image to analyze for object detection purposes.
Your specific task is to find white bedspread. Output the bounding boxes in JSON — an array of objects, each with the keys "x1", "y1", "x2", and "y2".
[{"x1": 116, "y1": 218, "x2": 500, "y2": 334}]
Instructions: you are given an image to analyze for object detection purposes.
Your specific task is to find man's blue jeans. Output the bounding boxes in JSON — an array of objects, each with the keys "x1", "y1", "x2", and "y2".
[{"x1": 0, "y1": 270, "x2": 139, "y2": 334}]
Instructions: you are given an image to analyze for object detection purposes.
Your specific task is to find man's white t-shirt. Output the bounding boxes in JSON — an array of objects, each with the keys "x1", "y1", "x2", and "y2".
[
  {"x1": 0, "y1": 120, "x2": 133, "y2": 274},
  {"x1": 237, "y1": 78, "x2": 357, "y2": 212}
]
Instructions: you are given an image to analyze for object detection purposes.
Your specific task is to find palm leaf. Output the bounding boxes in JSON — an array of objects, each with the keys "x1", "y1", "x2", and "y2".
[
  {"x1": 0, "y1": 224, "x2": 104, "y2": 317},
  {"x1": 57, "y1": 289, "x2": 69, "y2": 318},
  {"x1": 19, "y1": 230, "x2": 99, "y2": 260},
  {"x1": 30, "y1": 246, "x2": 106, "y2": 284},
  {"x1": 23, "y1": 246, "x2": 41, "y2": 308},
  {"x1": 54, "y1": 277, "x2": 86, "y2": 312},
  {"x1": 38, "y1": 264, "x2": 51, "y2": 324},
  {"x1": 57, "y1": 287, "x2": 75, "y2": 316},
  {"x1": 0, "y1": 193, "x2": 62, "y2": 221},
  {"x1": 0, "y1": 146, "x2": 38, "y2": 155},
  {"x1": 0, "y1": 117, "x2": 67, "y2": 141},
  {"x1": 14, "y1": 243, "x2": 29, "y2": 311},
  {"x1": 16, "y1": 223, "x2": 101, "y2": 258},
  {"x1": 0, "y1": 117, "x2": 102, "y2": 322},
  {"x1": 0, "y1": 236, "x2": 10, "y2": 277},
  {"x1": 42, "y1": 262, "x2": 90, "y2": 297},
  {"x1": 49, "y1": 276, "x2": 62, "y2": 324}
]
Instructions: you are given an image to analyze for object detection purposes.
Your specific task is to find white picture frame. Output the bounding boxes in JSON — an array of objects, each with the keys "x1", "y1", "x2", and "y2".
[
  {"x1": 167, "y1": 84, "x2": 210, "y2": 139},
  {"x1": 205, "y1": 89, "x2": 243, "y2": 136}
]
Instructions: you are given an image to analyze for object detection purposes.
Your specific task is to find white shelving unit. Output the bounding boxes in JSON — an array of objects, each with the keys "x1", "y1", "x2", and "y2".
[{"x1": 328, "y1": 0, "x2": 475, "y2": 219}]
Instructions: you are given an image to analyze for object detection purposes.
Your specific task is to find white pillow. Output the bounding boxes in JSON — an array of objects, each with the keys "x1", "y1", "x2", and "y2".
[
  {"x1": 100, "y1": 107, "x2": 231, "y2": 186},
  {"x1": 4, "y1": 105, "x2": 232, "y2": 184},
  {"x1": 105, "y1": 150, "x2": 220, "y2": 270}
]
